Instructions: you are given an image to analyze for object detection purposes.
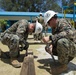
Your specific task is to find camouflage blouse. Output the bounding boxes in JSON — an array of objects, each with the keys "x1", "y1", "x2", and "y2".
[
  {"x1": 51, "y1": 18, "x2": 76, "y2": 44},
  {"x1": 3, "y1": 19, "x2": 29, "y2": 41}
]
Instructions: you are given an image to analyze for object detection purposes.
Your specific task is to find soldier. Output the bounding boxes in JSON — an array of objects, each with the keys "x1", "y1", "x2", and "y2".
[
  {"x1": 34, "y1": 13, "x2": 47, "y2": 41},
  {"x1": 37, "y1": 13, "x2": 45, "y2": 40},
  {"x1": 43, "y1": 10, "x2": 76, "y2": 73},
  {"x1": 0, "y1": 19, "x2": 43, "y2": 68},
  {"x1": 38, "y1": 13, "x2": 48, "y2": 36},
  {"x1": 38, "y1": 13, "x2": 44, "y2": 27}
]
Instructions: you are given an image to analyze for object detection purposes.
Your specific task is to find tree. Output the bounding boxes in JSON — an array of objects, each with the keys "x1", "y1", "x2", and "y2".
[
  {"x1": 0, "y1": 0, "x2": 62, "y2": 12},
  {"x1": 69, "y1": 0, "x2": 75, "y2": 5}
]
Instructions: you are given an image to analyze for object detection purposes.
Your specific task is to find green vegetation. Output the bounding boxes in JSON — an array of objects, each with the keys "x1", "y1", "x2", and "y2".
[
  {"x1": 0, "y1": 19, "x2": 8, "y2": 32},
  {"x1": 0, "y1": 0, "x2": 61, "y2": 12},
  {"x1": 0, "y1": 0, "x2": 75, "y2": 12}
]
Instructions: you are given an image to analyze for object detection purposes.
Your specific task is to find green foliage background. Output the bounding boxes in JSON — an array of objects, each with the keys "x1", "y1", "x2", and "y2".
[{"x1": 0, "y1": 0, "x2": 75, "y2": 12}]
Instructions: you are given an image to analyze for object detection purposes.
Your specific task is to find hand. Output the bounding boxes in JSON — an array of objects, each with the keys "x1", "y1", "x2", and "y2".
[
  {"x1": 42, "y1": 36, "x2": 50, "y2": 43},
  {"x1": 45, "y1": 44, "x2": 53, "y2": 54}
]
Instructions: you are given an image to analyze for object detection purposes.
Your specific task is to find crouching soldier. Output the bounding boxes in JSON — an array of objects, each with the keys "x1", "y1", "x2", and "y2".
[
  {"x1": 43, "y1": 10, "x2": 76, "y2": 73},
  {"x1": 0, "y1": 19, "x2": 43, "y2": 68}
]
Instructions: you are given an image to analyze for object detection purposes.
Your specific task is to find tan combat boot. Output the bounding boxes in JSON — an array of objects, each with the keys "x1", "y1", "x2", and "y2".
[
  {"x1": 51, "y1": 64, "x2": 68, "y2": 75},
  {"x1": 11, "y1": 58, "x2": 21, "y2": 68}
]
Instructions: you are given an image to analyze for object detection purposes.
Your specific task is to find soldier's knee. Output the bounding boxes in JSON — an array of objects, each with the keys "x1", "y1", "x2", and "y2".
[
  {"x1": 9, "y1": 35, "x2": 19, "y2": 48},
  {"x1": 11, "y1": 35, "x2": 19, "y2": 43},
  {"x1": 1, "y1": 33, "x2": 11, "y2": 44},
  {"x1": 57, "y1": 38, "x2": 70, "y2": 53},
  {"x1": 12, "y1": 35, "x2": 19, "y2": 41},
  {"x1": 57, "y1": 38, "x2": 69, "y2": 46},
  {"x1": 57, "y1": 38, "x2": 64, "y2": 44}
]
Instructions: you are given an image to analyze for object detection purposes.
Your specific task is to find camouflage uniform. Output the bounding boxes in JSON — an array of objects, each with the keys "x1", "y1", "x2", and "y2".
[
  {"x1": 1, "y1": 19, "x2": 29, "y2": 58},
  {"x1": 50, "y1": 18, "x2": 76, "y2": 65},
  {"x1": 38, "y1": 16, "x2": 48, "y2": 36},
  {"x1": 37, "y1": 16, "x2": 44, "y2": 40},
  {"x1": 34, "y1": 15, "x2": 46, "y2": 40}
]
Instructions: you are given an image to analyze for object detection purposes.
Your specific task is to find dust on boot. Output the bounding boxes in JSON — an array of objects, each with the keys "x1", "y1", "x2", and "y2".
[{"x1": 10, "y1": 57, "x2": 21, "y2": 68}]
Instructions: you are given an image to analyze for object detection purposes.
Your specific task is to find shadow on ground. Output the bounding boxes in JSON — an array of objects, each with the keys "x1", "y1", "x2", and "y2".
[
  {"x1": 37, "y1": 58, "x2": 76, "y2": 75},
  {"x1": 37, "y1": 58, "x2": 53, "y2": 74},
  {"x1": 0, "y1": 51, "x2": 38, "y2": 66}
]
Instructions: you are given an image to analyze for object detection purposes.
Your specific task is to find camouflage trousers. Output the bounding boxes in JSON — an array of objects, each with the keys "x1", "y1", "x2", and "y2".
[
  {"x1": 1, "y1": 33, "x2": 20, "y2": 58},
  {"x1": 56, "y1": 38, "x2": 76, "y2": 65}
]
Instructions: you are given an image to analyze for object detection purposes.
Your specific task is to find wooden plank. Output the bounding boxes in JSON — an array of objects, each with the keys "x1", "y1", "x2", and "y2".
[{"x1": 20, "y1": 55, "x2": 36, "y2": 75}]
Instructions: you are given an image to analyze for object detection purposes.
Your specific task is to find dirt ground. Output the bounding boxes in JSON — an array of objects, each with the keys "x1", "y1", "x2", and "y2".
[{"x1": 0, "y1": 35, "x2": 76, "y2": 75}]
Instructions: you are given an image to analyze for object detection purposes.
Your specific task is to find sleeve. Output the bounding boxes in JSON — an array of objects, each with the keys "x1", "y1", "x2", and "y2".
[
  {"x1": 16, "y1": 20, "x2": 28, "y2": 41},
  {"x1": 50, "y1": 31, "x2": 67, "y2": 44},
  {"x1": 3, "y1": 22, "x2": 18, "y2": 34}
]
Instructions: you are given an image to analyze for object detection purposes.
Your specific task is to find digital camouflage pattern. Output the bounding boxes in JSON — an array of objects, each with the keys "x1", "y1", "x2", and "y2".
[
  {"x1": 34, "y1": 15, "x2": 47, "y2": 40},
  {"x1": 37, "y1": 16, "x2": 44, "y2": 40},
  {"x1": 51, "y1": 18, "x2": 76, "y2": 64},
  {"x1": 34, "y1": 16, "x2": 44, "y2": 40},
  {"x1": 1, "y1": 19, "x2": 29, "y2": 57},
  {"x1": 38, "y1": 16, "x2": 48, "y2": 36},
  {"x1": 37, "y1": 16, "x2": 44, "y2": 26}
]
